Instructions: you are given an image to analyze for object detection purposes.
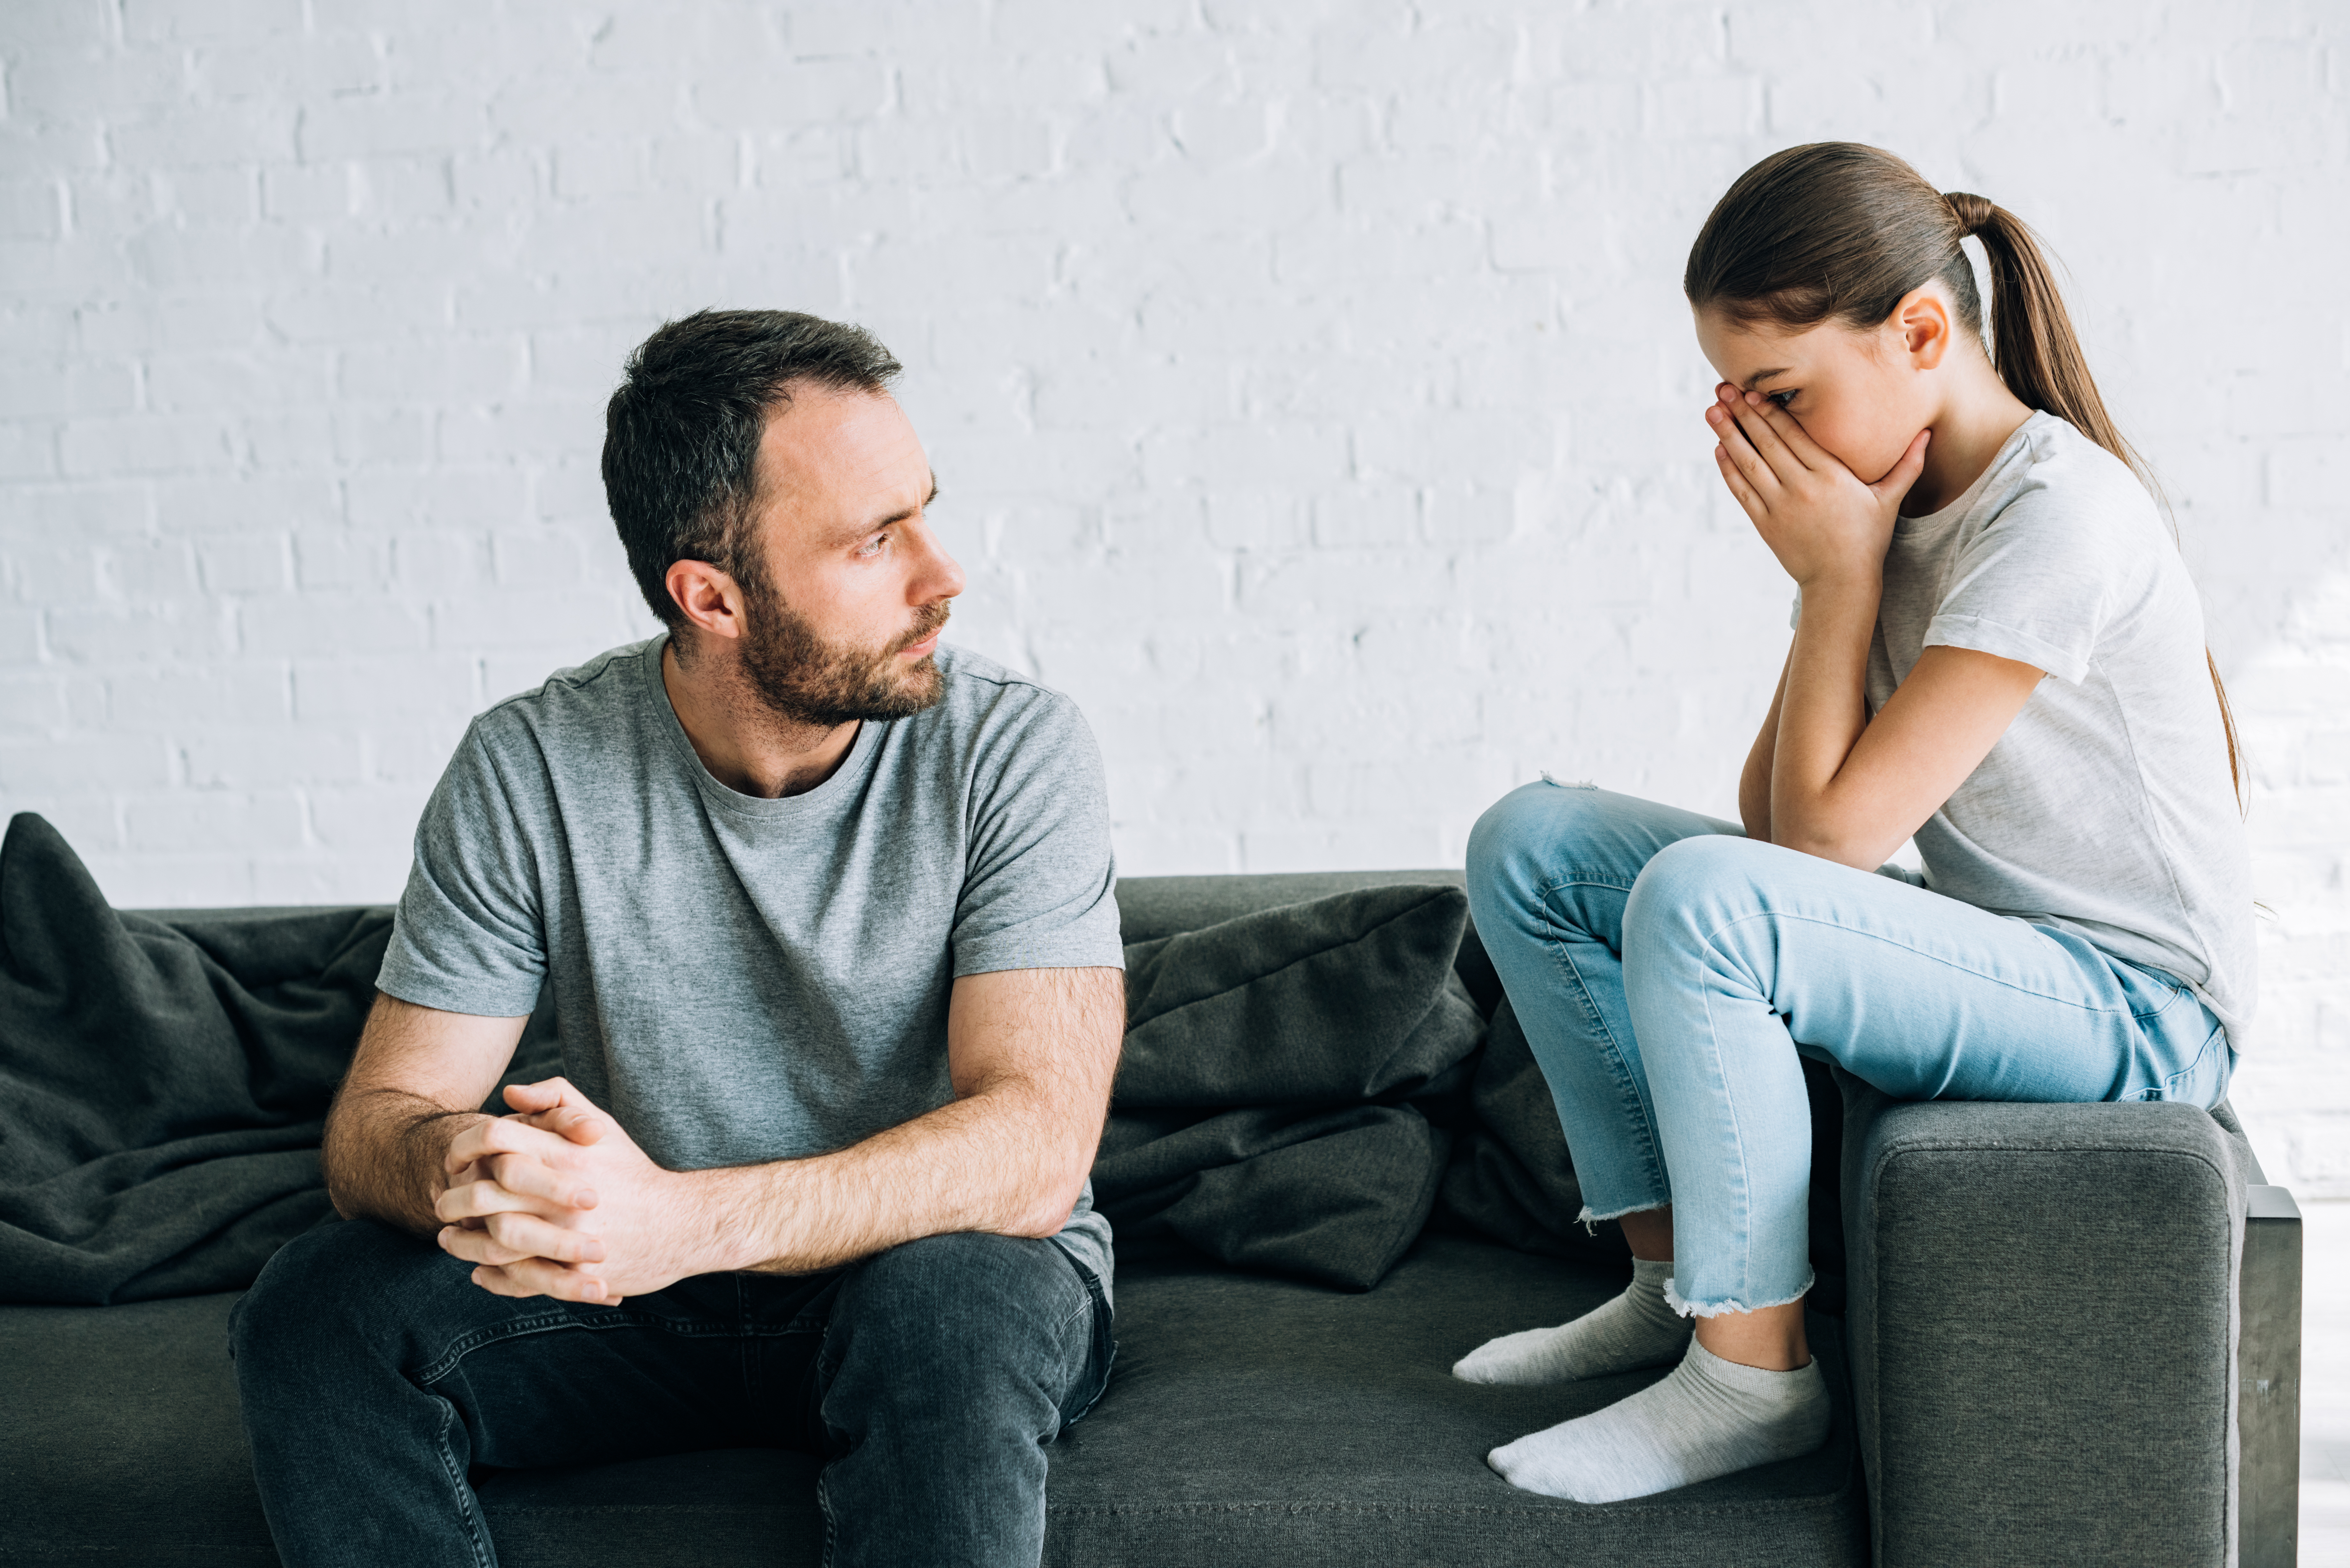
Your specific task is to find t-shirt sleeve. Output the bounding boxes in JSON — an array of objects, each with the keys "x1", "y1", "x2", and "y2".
[
  {"x1": 951, "y1": 690, "x2": 1125, "y2": 977},
  {"x1": 375, "y1": 721, "x2": 549, "y2": 1017},
  {"x1": 1922, "y1": 486, "x2": 2113, "y2": 685}
]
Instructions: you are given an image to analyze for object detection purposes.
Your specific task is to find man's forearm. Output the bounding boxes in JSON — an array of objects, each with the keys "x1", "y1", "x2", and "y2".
[
  {"x1": 322, "y1": 1087, "x2": 489, "y2": 1238},
  {"x1": 692, "y1": 1085, "x2": 1090, "y2": 1277}
]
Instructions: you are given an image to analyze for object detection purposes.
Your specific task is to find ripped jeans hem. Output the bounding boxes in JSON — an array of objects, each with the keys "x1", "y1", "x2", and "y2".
[
  {"x1": 1663, "y1": 1272, "x2": 1816, "y2": 1319},
  {"x1": 1575, "y1": 1200, "x2": 1672, "y2": 1235}
]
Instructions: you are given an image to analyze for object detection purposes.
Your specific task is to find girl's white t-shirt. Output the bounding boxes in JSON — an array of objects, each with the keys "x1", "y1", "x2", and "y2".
[{"x1": 1800, "y1": 411, "x2": 2255, "y2": 1047}]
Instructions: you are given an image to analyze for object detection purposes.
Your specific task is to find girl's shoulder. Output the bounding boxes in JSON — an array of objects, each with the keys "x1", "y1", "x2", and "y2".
[{"x1": 1973, "y1": 413, "x2": 2161, "y2": 545}]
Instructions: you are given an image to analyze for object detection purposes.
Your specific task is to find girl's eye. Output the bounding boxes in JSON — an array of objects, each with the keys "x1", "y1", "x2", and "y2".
[{"x1": 1767, "y1": 389, "x2": 1796, "y2": 408}]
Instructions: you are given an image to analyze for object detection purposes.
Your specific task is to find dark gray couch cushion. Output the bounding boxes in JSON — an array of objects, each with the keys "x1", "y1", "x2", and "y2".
[
  {"x1": 0, "y1": 1238, "x2": 1864, "y2": 1566},
  {"x1": 0, "y1": 1291, "x2": 277, "y2": 1564}
]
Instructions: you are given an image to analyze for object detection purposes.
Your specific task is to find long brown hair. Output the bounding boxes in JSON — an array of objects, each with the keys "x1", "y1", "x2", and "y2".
[{"x1": 1685, "y1": 142, "x2": 2241, "y2": 803}]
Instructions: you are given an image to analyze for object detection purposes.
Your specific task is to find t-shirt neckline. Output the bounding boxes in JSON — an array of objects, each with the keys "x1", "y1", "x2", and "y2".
[
  {"x1": 636, "y1": 633, "x2": 883, "y2": 820},
  {"x1": 1893, "y1": 410, "x2": 2052, "y2": 534}
]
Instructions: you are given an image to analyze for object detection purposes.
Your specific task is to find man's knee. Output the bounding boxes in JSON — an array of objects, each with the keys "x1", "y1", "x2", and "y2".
[
  {"x1": 824, "y1": 1233, "x2": 1091, "y2": 1421},
  {"x1": 230, "y1": 1219, "x2": 453, "y2": 1386},
  {"x1": 840, "y1": 1233, "x2": 1086, "y2": 1359}
]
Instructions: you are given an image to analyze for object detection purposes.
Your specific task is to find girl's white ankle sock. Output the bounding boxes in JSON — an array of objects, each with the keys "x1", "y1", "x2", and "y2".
[
  {"x1": 1451, "y1": 1257, "x2": 1691, "y2": 1385},
  {"x1": 1486, "y1": 1338, "x2": 1831, "y2": 1504}
]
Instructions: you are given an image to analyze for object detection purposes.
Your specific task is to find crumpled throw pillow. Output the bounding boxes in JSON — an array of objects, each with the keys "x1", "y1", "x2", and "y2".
[{"x1": 1092, "y1": 883, "x2": 1486, "y2": 1290}]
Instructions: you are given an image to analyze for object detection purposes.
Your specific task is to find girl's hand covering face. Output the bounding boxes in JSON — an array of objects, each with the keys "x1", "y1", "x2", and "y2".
[{"x1": 1706, "y1": 382, "x2": 1930, "y2": 587}]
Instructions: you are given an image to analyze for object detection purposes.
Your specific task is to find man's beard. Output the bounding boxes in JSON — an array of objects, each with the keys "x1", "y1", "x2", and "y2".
[{"x1": 733, "y1": 573, "x2": 951, "y2": 728}]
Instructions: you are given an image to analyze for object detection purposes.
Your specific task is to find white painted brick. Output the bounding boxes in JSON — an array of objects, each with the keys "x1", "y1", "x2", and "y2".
[
  {"x1": 3, "y1": 795, "x2": 124, "y2": 855},
  {"x1": 0, "y1": 673, "x2": 71, "y2": 734},
  {"x1": 299, "y1": 95, "x2": 487, "y2": 163},
  {"x1": 2, "y1": 0, "x2": 2345, "y2": 1186},
  {"x1": 251, "y1": 847, "x2": 406, "y2": 905},
  {"x1": 361, "y1": 718, "x2": 475, "y2": 786},
  {"x1": 346, "y1": 157, "x2": 455, "y2": 223},
  {"x1": 0, "y1": 422, "x2": 59, "y2": 479},
  {"x1": 190, "y1": 34, "x2": 383, "y2": 100},
  {"x1": 121, "y1": 789, "x2": 306, "y2": 852},
  {"x1": 182, "y1": 725, "x2": 366, "y2": 788},
  {"x1": 236, "y1": 594, "x2": 429, "y2": 659},
  {"x1": 0, "y1": 180, "x2": 63, "y2": 240},
  {"x1": 291, "y1": 529, "x2": 393, "y2": 592},
  {"x1": 0, "y1": 735, "x2": 173, "y2": 792},
  {"x1": 105, "y1": 664, "x2": 288, "y2": 728},
  {"x1": 260, "y1": 164, "x2": 352, "y2": 222},
  {"x1": 292, "y1": 653, "x2": 474, "y2": 724},
  {"x1": 345, "y1": 468, "x2": 527, "y2": 530},
  {"x1": 126, "y1": 224, "x2": 319, "y2": 290},
  {"x1": 102, "y1": 537, "x2": 201, "y2": 600}
]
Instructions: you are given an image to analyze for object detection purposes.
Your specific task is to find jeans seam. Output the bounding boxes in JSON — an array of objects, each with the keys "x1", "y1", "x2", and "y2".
[
  {"x1": 2159, "y1": 1026, "x2": 2229, "y2": 1104},
  {"x1": 430, "y1": 1389, "x2": 497, "y2": 1568},
  {"x1": 1536, "y1": 881, "x2": 1670, "y2": 1209},
  {"x1": 1693, "y1": 908, "x2": 2153, "y2": 1023},
  {"x1": 414, "y1": 1308, "x2": 808, "y2": 1387},
  {"x1": 1695, "y1": 947, "x2": 1761, "y2": 1307}
]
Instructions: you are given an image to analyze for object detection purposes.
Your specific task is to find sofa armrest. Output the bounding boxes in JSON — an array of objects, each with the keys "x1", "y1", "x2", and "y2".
[
  {"x1": 2239, "y1": 1182, "x2": 2301, "y2": 1568},
  {"x1": 1837, "y1": 1074, "x2": 2251, "y2": 1568}
]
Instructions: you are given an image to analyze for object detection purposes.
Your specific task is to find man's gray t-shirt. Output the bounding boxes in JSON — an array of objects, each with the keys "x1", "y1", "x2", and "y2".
[
  {"x1": 1796, "y1": 411, "x2": 2254, "y2": 1046},
  {"x1": 376, "y1": 636, "x2": 1125, "y2": 1292}
]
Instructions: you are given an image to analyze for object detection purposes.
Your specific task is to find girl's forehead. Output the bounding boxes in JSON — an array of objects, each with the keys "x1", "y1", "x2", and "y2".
[
  {"x1": 1693, "y1": 310, "x2": 1868, "y2": 385},
  {"x1": 1694, "y1": 311, "x2": 1808, "y2": 382}
]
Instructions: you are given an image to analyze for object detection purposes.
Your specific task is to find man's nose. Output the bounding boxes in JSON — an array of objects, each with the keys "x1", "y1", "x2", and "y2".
[{"x1": 909, "y1": 522, "x2": 967, "y2": 603}]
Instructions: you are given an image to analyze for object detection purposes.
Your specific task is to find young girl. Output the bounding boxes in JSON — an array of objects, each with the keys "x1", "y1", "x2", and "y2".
[{"x1": 1452, "y1": 142, "x2": 2252, "y2": 1505}]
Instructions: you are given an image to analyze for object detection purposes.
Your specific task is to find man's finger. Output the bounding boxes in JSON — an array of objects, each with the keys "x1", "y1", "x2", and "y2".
[
  {"x1": 482, "y1": 1151, "x2": 598, "y2": 1210},
  {"x1": 439, "y1": 1224, "x2": 538, "y2": 1269},
  {"x1": 445, "y1": 1113, "x2": 590, "y2": 1176},
  {"x1": 480, "y1": 1208, "x2": 607, "y2": 1264},
  {"x1": 483, "y1": 1255, "x2": 618, "y2": 1305},
  {"x1": 515, "y1": 1104, "x2": 612, "y2": 1148},
  {"x1": 436, "y1": 1174, "x2": 596, "y2": 1226},
  {"x1": 504, "y1": 1078, "x2": 612, "y2": 1147}
]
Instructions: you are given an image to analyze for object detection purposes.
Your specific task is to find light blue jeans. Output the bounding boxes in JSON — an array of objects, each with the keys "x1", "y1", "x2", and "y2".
[{"x1": 1466, "y1": 782, "x2": 2234, "y2": 1316}]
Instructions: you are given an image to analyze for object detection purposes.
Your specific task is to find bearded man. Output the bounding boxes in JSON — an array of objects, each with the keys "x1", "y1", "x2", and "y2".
[{"x1": 229, "y1": 311, "x2": 1126, "y2": 1568}]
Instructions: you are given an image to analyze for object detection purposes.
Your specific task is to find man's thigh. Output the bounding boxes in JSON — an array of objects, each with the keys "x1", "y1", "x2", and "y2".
[{"x1": 234, "y1": 1218, "x2": 840, "y2": 1470}]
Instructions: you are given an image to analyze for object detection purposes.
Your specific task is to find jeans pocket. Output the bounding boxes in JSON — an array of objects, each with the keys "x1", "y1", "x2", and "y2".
[
  {"x1": 1050, "y1": 1248, "x2": 1116, "y2": 1429},
  {"x1": 2159, "y1": 1024, "x2": 2234, "y2": 1110}
]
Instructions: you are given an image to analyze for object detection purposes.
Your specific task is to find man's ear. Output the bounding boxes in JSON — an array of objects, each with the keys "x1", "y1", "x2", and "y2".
[
  {"x1": 1896, "y1": 286, "x2": 1954, "y2": 372},
  {"x1": 664, "y1": 559, "x2": 745, "y2": 643}
]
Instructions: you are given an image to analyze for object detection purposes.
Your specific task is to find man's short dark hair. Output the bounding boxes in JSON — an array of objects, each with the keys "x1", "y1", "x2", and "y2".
[{"x1": 602, "y1": 309, "x2": 902, "y2": 628}]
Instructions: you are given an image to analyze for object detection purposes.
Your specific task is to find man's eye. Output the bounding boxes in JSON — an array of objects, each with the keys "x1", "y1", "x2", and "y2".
[{"x1": 857, "y1": 533, "x2": 889, "y2": 558}]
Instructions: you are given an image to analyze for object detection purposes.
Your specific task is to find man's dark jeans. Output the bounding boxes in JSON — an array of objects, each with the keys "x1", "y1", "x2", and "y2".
[{"x1": 228, "y1": 1218, "x2": 1114, "y2": 1568}]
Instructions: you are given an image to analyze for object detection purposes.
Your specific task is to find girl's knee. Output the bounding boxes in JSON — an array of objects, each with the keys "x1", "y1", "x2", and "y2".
[
  {"x1": 1467, "y1": 778, "x2": 1606, "y2": 889},
  {"x1": 1623, "y1": 835, "x2": 1775, "y2": 946}
]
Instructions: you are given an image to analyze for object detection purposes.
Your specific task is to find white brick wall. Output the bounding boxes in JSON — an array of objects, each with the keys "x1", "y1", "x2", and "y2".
[{"x1": 3, "y1": 0, "x2": 2345, "y2": 1190}]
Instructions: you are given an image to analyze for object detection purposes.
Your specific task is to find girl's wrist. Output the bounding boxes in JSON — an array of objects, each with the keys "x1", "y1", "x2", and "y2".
[{"x1": 1792, "y1": 561, "x2": 1883, "y2": 595}]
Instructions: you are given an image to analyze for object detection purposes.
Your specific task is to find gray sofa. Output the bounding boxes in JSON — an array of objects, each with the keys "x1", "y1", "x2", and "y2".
[{"x1": 0, "y1": 870, "x2": 2304, "y2": 1567}]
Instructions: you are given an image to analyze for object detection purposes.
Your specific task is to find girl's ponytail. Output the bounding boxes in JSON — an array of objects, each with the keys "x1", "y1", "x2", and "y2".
[
  {"x1": 1686, "y1": 144, "x2": 2244, "y2": 805},
  {"x1": 1940, "y1": 192, "x2": 2149, "y2": 490},
  {"x1": 1941, "y1": 191, "x2": 2243, "y2": 802}
]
